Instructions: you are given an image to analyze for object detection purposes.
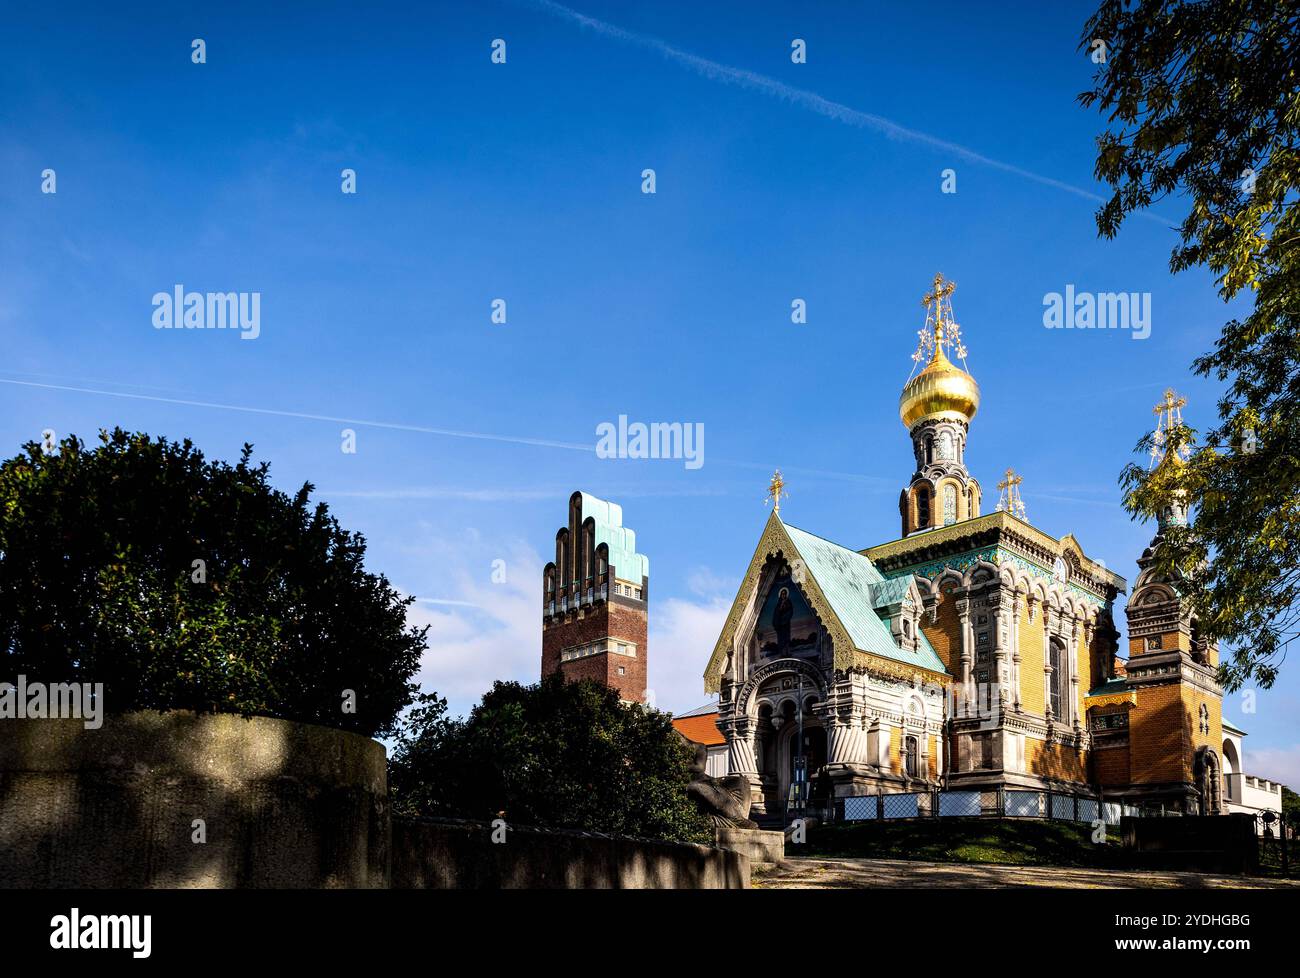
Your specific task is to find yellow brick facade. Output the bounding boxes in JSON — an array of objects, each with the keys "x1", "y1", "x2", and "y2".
[
  {"x1": 924, "y1": 590, "x2": 962, "y2": 676},
  {"x1": 1019, "y1": 603, "x2": 1045, "y2": 715},
  {"x1": 1074, "y1": 619, "x2": 1092, "y2": 718},
  {"x1": 1092, "y1": 738, "x2": 1130, "y2": 786},
  {"x1": 1025, "y1": 736, "x2": 1087, "y2": 782}
]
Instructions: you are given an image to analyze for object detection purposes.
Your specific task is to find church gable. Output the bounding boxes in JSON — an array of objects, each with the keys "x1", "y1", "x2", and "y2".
[
  {"x1": 754, "y1": 569, "x2": 821, "y2": 659},
  {"x1": 704, "y1": 513, "x2": 948, "y2": 693}
]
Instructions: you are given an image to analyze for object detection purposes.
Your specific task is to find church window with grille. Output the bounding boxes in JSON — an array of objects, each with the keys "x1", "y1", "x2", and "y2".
[
  {"x1": 1049, "y1": 638, "x2": 1067, "y2": 720},
  {"x1": 943, "y1": 485, "x2": 957, "y2": 525},
  {"x1": 916, "y1": 488, "x2": 930, "y2": 527},
  {"x1": 937, "y1": 431, "x2": 954, "y2": 460},
  {"x1": 904, "y1": 735, "x2": 919, "y2": 777}
]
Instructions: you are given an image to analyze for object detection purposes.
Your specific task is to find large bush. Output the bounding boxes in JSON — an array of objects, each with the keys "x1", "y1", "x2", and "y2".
[
  {"x1": 389, "y1": 677, "x2": 711, "y2": 844},
  {"x1": 0, "y1": 429, "x2": 427, "y2": 738}
]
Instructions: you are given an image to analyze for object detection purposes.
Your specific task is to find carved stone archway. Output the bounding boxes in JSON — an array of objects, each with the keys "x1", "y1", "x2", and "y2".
[
  {"x1": 736, "y1": 657, "x2": 827, "y2": 719},
  {"x1": 728, "y1": 657, "x2": 827, "y2": 815}
]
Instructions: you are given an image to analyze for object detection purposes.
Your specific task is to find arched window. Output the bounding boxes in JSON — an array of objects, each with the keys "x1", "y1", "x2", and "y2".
[
  {"x1": 937, "y1": 431, "x2": 954, "y2": 461},
  {"x1": 1048, "y1": 638, "x2": 1067, "y2": 720},
  {"x1": 916, "y1": 488, "x2": 930, "y2": 528},
  {"x1": 904, "y1": 735, "x2": 920, "y2": 778},
  {"x1": 943, "y1": 485, "x2": 957, "y2": 525}
]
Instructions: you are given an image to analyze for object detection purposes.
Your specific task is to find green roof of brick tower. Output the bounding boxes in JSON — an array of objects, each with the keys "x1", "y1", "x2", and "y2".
[{"x1": 579, "y1": 491, "x2": 649, "y2": 582}]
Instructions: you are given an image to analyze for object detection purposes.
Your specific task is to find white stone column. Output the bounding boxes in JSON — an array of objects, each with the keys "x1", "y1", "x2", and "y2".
[
  {"x1": 956, "y1": 597, "x2": 972, "y2": 718},
  {"x1": 828, "y1": 714, "x2": 867, "y2": 766},
  {"x1": 724, "y1": 714, "x2": 758, "y2": 776},
  {"x1": 1067, "y1": 614, "x2": 1081, "y2": 730},
  {"x1": 990, "y1": 591, "x2": 1010, "y2": 715},
  {"x1": 1043, "y1": 608, "x2": 1056, "y2": 722},
  {"x1": 1010, "y1": 592, "x2": 1023, "y2": 712}
]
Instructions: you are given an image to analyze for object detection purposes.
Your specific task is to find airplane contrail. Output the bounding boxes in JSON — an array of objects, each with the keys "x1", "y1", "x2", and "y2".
[
  {"x1": 0, "y1": 375, "x2": 892, "y2": 487},
  {"x1": 0, "y1": 378, "x2": 594, "y2": 453},
  {"x1": 525, "y1": 0, "x2": 1171, "y2": 223}
]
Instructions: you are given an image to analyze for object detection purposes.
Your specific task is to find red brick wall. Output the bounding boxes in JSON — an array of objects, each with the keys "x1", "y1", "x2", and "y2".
[{"x1": 541, "y1": 597, "x2": 647, "y2": 703}]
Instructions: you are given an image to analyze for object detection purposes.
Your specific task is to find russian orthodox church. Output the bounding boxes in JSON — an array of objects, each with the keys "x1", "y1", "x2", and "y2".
[{"x1": 696, "y1": 275, "x2": 1254, "y2": 818}]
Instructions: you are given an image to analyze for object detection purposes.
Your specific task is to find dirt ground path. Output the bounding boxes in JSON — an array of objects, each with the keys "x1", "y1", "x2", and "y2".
[{"x1": 756, "y1": 856, "x2": 1300, "y2": 889}]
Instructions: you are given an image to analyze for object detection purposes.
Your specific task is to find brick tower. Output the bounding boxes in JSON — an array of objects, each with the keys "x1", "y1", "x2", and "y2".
[
  {"x1": 1113, "y1": 391, "x2": 1223, "y2": 813},
  {"x1": 542, "y1": 491, "x2": 649, "y2": 703}
]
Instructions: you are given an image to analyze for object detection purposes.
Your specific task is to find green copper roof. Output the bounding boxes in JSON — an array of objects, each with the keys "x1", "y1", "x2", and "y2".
[
  {"x1": 783, "y1": 522, "x2": 947, "y2": 676},
  {"x1": 580, "y1": 491, "x2": 649, "y2": 582},
  {"x1": 1086, "y1": 678, "x2": 1131, "y2": 697},
  {"x1": 869, "y1": 577, "x2": 915, "y2": 609}
]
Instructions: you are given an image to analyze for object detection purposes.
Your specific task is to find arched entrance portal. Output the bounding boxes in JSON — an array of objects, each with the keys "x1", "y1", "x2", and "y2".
[
  {"x1": 772, "y1": 710, "x2": 825, "y2": 811},
  {"x1": 736, "y1": 658, "x2": 827, "y2": 815}
]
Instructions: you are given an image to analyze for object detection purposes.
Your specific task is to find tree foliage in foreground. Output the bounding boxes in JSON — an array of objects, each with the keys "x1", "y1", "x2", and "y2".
[
  {"x1": 0, "y1": 429, "x2": 427, "y2": 737},
  {"x1": 1081, "y1": 0, "x2": 1300, "y2": 688},
  {"x1": 389, "y1": 676, "x2": 712, "y2": 844}
]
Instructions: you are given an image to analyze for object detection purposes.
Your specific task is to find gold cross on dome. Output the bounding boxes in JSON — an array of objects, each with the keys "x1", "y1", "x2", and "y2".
[
  {"x1": 765, "y1": 469, "x2": 789, "y2": 514},
  {"x1": 921, "y1": 273, "x2": 957, "y2": 331},
  {"x1": 1154, "y1": 388, "x2": 1186, "y2": 420},
  {"x1": 995, "y1": 467, "x2": 1026, "y2": 520},
  {"x1": 910, "y1": 273, "x2": 968, "y2": 370},
  {"x1": 1150, "y1": 388, "x2": 1188, "y2": 468}
]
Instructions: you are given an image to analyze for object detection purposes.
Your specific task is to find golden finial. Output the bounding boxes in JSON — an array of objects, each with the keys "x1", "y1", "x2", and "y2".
[
  {"x1": 910, "y1": 273, "x2": 968, "y2": 377},
  {"x1": 1150, "y1": 388, "x2": 1189, "y2": 469},
  {"x1": 995, "y1": 467, "x2": 1026, "y2": 520},
  {"x1": 765, "y1": 469, "x2": 789, "y2": 514}
]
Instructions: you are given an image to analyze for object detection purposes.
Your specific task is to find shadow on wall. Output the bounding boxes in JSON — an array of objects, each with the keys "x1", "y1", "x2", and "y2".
[
  {"x1": 0, "y1": 712, "x2": 389, "y2": 888},
  {"x1": 392, "y1": 816, "x2": 750, "y2": 889}
]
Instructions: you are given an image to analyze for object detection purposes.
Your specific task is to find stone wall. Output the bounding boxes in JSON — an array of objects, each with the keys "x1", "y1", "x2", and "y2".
[
  {"x1": 0, "y1": 712, "x2": 389, "y2": 888},
  {"x1": 1, "y1": 712, "x2": 747, "y2": 889},
  {"x1": 392, "y1": 816, "x2": 749, "y2": 889},
  {"x1": 713, "y1": 826, "x2": 784, "y2": 866}
]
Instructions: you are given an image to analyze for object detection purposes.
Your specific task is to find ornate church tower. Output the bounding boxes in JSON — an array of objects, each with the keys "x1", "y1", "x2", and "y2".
[
  {"x1": 1121, "y1": 390, "x2": 1224, "y2": 813},
  {"x1": 897, "y1": 274, "x2": 983, "y2": 535}
]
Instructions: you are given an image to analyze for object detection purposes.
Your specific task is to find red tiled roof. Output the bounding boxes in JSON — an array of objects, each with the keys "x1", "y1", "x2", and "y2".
[{"x1": 673, "y1": 712, "x2": 724, "y2": 746}]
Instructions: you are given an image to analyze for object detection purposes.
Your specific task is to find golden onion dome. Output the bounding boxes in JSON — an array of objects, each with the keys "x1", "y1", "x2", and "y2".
[{"x1": 899, "y1": 346, "x2": 980, "y2": 428}]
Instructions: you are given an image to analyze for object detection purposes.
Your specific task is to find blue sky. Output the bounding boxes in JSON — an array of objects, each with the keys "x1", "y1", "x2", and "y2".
[{"x1": 2, "y1": 1, "x2": 1294, "y2": 784}]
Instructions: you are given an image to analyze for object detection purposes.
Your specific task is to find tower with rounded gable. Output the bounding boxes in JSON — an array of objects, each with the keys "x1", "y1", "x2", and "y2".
[{"x1": 542, "y1": 491, "x2": 649, "y2": 704}]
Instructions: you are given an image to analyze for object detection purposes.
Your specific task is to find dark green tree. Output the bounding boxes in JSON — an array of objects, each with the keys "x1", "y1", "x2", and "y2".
[
  {"x1": 1283, "y1": 786, "x2": 1300, "y2": 829},
  {"x1": 0, "y1": 428, "x2": 427, "y2": 737},
  {"x1": 1081, "y1": 0, "x2": 1300, "y2": 689},
  {"x1": 389, "y1": 676, "x2": 712, "y2": 844}
]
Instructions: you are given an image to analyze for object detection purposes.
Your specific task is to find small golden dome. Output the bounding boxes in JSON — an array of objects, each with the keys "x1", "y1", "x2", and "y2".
[{"x1": 899, "y1": 346, "x2": 980, "y2": 428}]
